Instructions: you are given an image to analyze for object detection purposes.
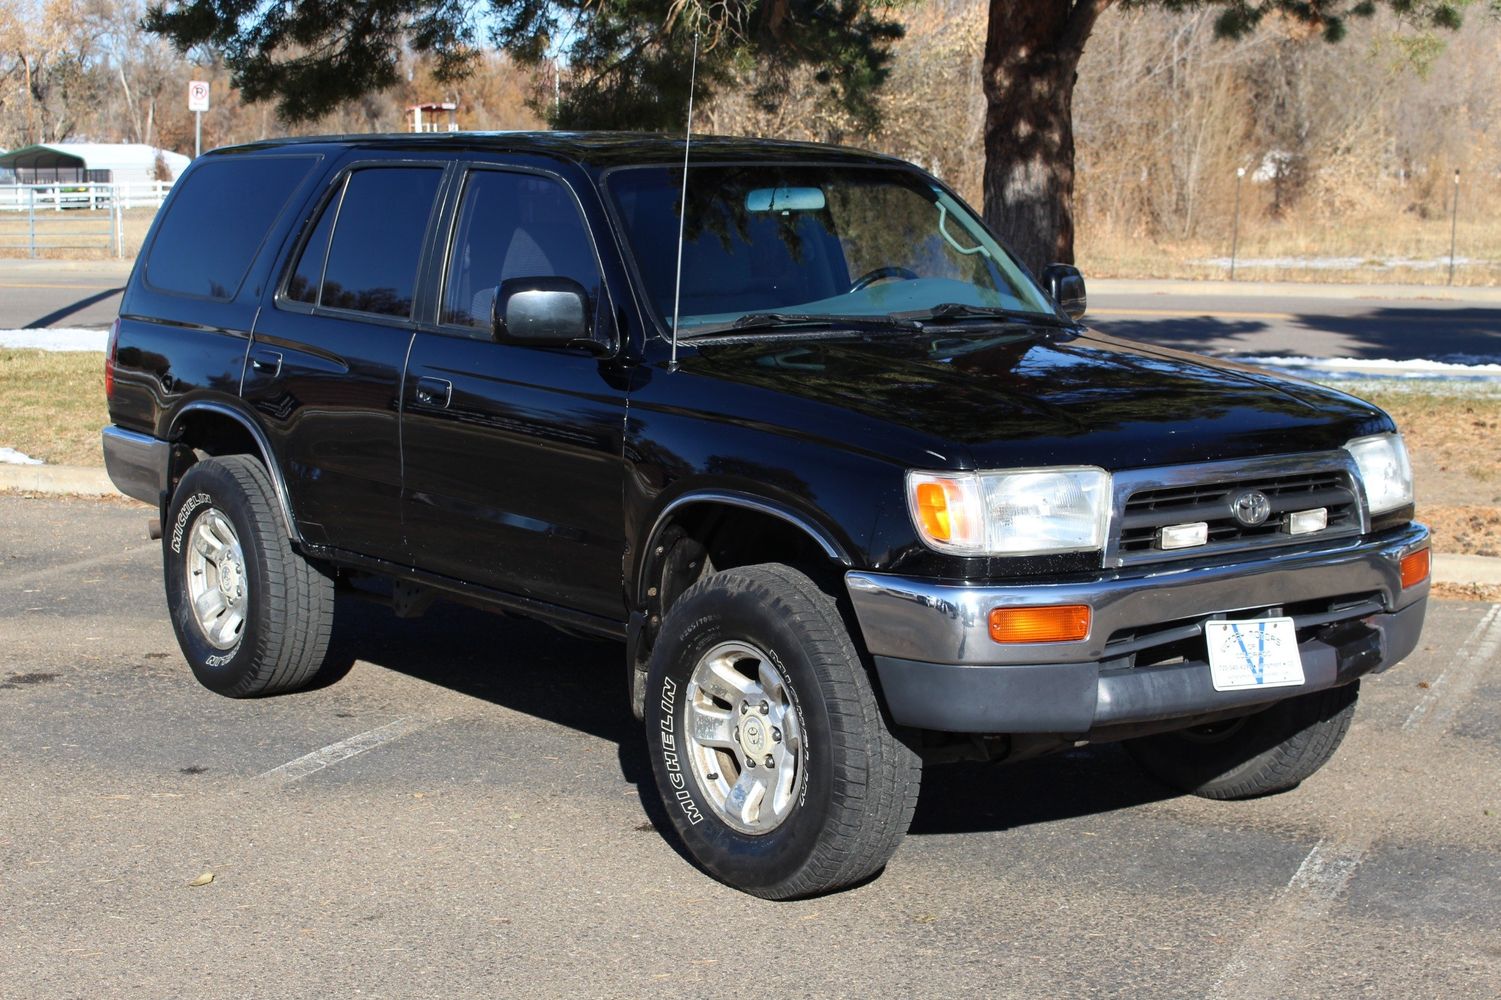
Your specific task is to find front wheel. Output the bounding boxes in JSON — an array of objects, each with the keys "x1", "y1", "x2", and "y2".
[
  {"x1": 1124, "y1": 682, "x2": 1360, "y2": 800},
  {"x1": 163, "y1": 455, "x2": 335, "y2": 698},
  {"x1": 644, "y1": 564, "x2": 921, "y2": 899}
]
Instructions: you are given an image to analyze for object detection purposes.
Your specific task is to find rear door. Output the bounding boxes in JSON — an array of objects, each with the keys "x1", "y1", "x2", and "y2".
[
  {"x1": 243, "y1": 159, "x2": 447, "y2": 560},
  {"x1": 400, "y1": 164, "x2": 628, "y2": 620}
]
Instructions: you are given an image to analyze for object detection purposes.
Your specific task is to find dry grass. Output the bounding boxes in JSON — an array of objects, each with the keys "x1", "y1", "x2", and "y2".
[
  {"x1": 1431, "y1": 581, "x2": 1501, "y2": 603},
  {"x1": 0, "y1": 350, "x2": 108, "y2": 466},
  {"x1": 0, "y1": 208, "x2": 160, "y2": 260},
  {"x1": 1079, "y1": 213, "x2": 1501, "y2": 287}
]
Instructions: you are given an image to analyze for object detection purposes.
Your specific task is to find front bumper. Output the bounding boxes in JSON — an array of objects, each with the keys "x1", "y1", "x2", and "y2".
[{"x1": 846, "y1": 524, "x2": 1429, "y2": 735}]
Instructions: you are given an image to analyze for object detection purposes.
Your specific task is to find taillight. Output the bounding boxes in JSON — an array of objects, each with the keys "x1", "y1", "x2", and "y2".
[{"x1": 104, "y1": 317, "x2": 120, "y2": 398}]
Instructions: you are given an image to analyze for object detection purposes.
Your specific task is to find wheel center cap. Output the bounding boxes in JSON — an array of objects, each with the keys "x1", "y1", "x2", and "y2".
[
  {"x1": 219, "y1": 560, "x2": 242, "y2": 597},
  {"x1": 739, "y1": 715, "x2": 770, "y2": 757}
]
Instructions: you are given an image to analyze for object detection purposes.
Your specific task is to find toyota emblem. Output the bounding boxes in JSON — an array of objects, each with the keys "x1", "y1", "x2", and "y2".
[{"x1": 1231, "y1": 490, "x2": 1272, "y2": 526}]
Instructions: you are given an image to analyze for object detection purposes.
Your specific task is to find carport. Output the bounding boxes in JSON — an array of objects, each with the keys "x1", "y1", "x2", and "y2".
[{"x1": 0, "y1": 143, "x2": 189, "y2": 185}]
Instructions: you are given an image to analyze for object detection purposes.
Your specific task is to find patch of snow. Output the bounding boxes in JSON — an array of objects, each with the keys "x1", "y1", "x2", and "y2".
[
  {"x1": 0, "y1": 328, "x2": 108, "y2": 351},
  {"x1": 1232, "y1": 353, "x2": 1501, "y2": 384},
  {"x1": 0, "y1": 447, "x2": 44, "y2": 466}
]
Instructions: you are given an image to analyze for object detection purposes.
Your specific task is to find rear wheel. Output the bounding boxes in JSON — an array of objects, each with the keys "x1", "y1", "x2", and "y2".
[
  {"x1": 163, "y1": 455, "x2": 335, "y2": 698},
  {"x1": 644, "y1": 563, "x2": 921, "y2": 899},
  {"x1": 1124, "y1": 682, "x2": 1360, "y2": 800}
]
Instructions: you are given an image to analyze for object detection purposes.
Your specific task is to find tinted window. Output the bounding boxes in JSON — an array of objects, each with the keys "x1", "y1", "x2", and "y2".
[
  {"x1": 319, "y1": 167, "x2": 442, "y2": 318},
  {"x1": 441, "y1": 170, "x2": 601, "y2": 330},
  {"x1": 606, "y1": 165, "x2": 1051, "y2": 332},
  {"x1": 146, "y1": 155, "x2": 317, "y2": 300},
  {"x1": 285, "y1": 184, "x2": 338, "y2": 304}
]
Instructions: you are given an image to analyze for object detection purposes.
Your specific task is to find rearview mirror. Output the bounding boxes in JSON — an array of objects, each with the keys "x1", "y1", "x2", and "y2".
[
  {"x1": 745, "y1": 186, "x2": 827, "y2": 213},
  {"x1": 1040, "y1": 263, "x2": 1086, "y2": 320},
  {"x1": 492, "y1": 277, "x2": 594, "y2": 349}
]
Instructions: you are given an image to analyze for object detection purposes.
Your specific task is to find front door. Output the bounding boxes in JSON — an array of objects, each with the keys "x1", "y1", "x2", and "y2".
[{"x1": 401, "y1": 166, "x2": 628, "y2": 621}]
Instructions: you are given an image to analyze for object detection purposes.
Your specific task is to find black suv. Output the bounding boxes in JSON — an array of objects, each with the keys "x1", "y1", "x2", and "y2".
[{"x1": 102, "y1": 133, "x2": 1429, "y2": 899}]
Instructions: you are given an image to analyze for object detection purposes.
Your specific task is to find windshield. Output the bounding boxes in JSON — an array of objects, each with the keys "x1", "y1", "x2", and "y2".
[{"x1": 605, "y1": 164, "x2": 1056, "y2": 335}]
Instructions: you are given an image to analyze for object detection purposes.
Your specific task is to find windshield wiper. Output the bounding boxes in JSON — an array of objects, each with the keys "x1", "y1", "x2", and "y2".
[
  {"x1": 684, "y1": 312, "x2": 925, "y2": 337},
  {"x1": 901, "y1": 303, "x2": 1068, "y2": 327}
]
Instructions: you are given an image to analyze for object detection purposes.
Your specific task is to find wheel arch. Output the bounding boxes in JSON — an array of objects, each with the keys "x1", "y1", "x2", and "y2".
[
  {"x1": 627, "y1": 490, "x2": 861, "y2": 718},
  {"x1": 166, "y1": 400, "x2": 301, "y2": 544},
  {"x1": 636, "y1": 490, "x2": 853, "y2": 606}
]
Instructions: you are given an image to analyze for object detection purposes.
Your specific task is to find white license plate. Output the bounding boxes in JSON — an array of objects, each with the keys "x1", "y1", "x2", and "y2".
[{"x1": 1204, "y1": 617, "x2": 1305, "y2": 692}]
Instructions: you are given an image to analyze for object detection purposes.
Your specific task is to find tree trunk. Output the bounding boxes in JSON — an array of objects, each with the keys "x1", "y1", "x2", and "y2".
[{"x1": 981, "y1": 0, "x2": 1111, "y2": 275}]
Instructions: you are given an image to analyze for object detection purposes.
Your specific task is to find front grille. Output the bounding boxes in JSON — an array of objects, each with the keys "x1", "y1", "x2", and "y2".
[{"x1": 1116, "y1": 469, "x2": 1361, "y2": 564}]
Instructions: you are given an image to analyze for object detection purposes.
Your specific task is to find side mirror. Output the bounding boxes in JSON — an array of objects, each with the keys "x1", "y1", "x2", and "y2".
[
  {"x1": 1040, "y1": 263, "x2": 1087, "y2": 321},
  {"x1": 492, "y1": 276, "x2": 600, "y2": 351}
]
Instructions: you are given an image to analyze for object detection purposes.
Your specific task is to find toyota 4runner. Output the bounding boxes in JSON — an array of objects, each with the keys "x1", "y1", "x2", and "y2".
[{"x1": 102, "y1": 133, "x2": 1429, "y2": 899}]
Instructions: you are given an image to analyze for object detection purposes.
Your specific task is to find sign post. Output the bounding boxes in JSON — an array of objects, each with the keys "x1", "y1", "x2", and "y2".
[{"x1": 188, "y1": 81, "x2": 210, "y2": 158}]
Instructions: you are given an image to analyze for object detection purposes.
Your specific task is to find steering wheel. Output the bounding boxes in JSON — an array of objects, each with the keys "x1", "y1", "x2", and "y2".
[{"x1": 848, "y1": 266, "x2": 919, "y2": 294}]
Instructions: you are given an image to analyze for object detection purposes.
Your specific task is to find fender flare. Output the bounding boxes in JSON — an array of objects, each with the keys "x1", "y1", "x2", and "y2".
[
  {"x1": 636, "y1": 490, "x2": 853, "y2": 606},
  {"x1": 167, "y1": 400, "x2": 302, "y2": 545}
]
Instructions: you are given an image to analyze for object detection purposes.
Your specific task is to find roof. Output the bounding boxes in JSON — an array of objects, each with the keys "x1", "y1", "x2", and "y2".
[
  {"x1": 207, "y1": 131, "x2": 908, "y2": 171},
  {"x1": 0, "y1": 142, "x2": 191, "y2": 178}
]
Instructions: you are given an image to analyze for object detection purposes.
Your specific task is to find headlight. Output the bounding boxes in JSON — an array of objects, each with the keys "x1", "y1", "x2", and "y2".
[
  {"x1": 907, "y1": 467, "x2": 1111, "y2": 555},
  {"x1": 1344, "y1": 433, "x2": 1413, "y2": 514}
]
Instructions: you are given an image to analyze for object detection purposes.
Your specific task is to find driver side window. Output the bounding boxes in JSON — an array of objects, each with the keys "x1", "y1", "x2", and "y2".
[{"x1": 441, "y1": 169, "x2": 602, "y2": 332}]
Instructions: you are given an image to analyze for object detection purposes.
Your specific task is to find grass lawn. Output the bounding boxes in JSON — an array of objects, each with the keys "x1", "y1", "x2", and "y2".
[
  {"x1": 1079, "y1": 214, "x2": 1501, "y2": 287},
  {"x1": 3, "y1": 349, "x2": 1498, "y2": 560},
  {"x1": 0, "y1": 349, "x2": 108, "y2": 466}
]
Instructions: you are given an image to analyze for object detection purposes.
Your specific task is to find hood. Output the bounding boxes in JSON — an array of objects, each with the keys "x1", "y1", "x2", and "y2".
[{"x1": 674, "y1": 327, "x2": 1393, "y2": 471}]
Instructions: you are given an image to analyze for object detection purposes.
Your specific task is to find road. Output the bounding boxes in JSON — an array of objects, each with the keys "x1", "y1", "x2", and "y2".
[
  {"x1": 2, "y1": 261, "x2": 1499, "y2": 362},
  {"x1": 0, "y1": 260, "x2": 133, "y2": 331},
  {"x1": 3, "y1": 494, "x2": 1499, "y2": 998},
  {"x1": 1088, "y1": 284, "x2": 1501, "y2": 363}
]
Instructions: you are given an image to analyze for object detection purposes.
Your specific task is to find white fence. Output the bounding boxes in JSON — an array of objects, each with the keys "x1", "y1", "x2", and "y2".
[
  {"x1": 0, "y1": 181, "x2": 173, "y2": 257},
  {"x1": 0, "y1": 180, "x2": 173, "y2": 212}
]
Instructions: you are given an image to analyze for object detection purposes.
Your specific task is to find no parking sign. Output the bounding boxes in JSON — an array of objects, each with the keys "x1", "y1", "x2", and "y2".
[{"x1": 188, "y1": 81, "x2": 210, "y2": 112}]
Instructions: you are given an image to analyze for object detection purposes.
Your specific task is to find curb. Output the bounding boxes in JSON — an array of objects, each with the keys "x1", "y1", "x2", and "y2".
[
  {"x1": 0, "y1": 464, "x2": 119, "y2": 496},
  {"x1": 6, "y1": 464, "x2": 1500, "y2": 587},
  {"x1": 1433, "y1": 553, "x2": 1501, "y2": 587}
]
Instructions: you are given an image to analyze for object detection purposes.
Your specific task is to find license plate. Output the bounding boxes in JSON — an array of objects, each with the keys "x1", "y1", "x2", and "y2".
[{"x1": 1204, "y1": 617, "x2": 1305, "y2": 692}]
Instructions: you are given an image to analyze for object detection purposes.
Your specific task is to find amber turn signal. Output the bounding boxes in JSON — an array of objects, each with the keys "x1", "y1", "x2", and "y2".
[
  {"x1": 1399, "y1": 548, "x2": 1430, "y2": 590},
  {"x1": 913, "y1": 481, "x2": 955, "y2": 542},
  {"x1": 989, "y1": 604, "x2": 1092, "y2": 644}
]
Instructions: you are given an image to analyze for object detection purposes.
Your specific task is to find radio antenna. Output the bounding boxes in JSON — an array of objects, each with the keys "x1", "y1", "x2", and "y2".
[{"x1": 668, "y1": 31, "x2": 700, "y2": 371}]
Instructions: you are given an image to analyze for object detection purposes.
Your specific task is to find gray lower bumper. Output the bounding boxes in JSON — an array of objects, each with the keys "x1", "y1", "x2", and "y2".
[
  {"x1": 847, "y1": 525, "x2": 1429, "y2": 734},
  {"x1": 101, "y1": 426, "x2": 169, "y2": 506}
]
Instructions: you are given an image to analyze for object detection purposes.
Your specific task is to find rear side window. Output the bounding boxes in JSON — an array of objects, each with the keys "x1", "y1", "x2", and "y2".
[
  {"x1": 145, "y1": 155, "x2": 317, "y2": 300},
  {"x1": 290, "y1": 167, "x2": 442, "y2": 319}
]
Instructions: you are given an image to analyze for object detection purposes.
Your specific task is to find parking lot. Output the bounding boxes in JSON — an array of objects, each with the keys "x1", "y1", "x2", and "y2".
[{"x1": 3, "y1": 493, "x2": 1499, "y2": 998}]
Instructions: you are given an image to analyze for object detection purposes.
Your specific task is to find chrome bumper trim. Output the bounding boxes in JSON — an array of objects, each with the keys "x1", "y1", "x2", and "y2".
[{"x1": 846, "y1": 524, "x2": 1429, "y2": 666}]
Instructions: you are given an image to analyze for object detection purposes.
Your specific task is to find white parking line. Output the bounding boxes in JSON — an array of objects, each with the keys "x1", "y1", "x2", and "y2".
[
  {"x1": 1403, "y1": 603, "x2": 1501, "y2": 732},
  {"x1": 1208, "y1": 603, "x2": 1501, "y2": 998},
  {"x1": 1286, "y1": 838, "x2": 1368, "y2": 899},
  {"x1": 256, "y1": 717, "x2": 431, "y2": 783},
  {"x1": 1206, "y1": 835, "x2": 1374, "y2": 1000}
]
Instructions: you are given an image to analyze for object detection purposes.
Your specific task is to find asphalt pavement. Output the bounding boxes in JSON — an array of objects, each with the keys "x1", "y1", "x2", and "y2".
[
  {"x1": 1088, "y1": 280, "x2": 1501, "y2": 363},
  {"x1": 3, "y1": 495, "x2": 1499, "y2": 998},
  {"x1": 2, "y1": 260, "x2": 1499, "y2": 363},
  {"x1": 0, "y1": 260, "x2": 133, "y2": 331}
]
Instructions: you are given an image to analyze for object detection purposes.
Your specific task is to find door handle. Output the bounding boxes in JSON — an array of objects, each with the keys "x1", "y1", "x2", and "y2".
[
  {"x1": 250, "y1": 350, "x2": 282, "y2": 377},
  {"x1": 414, "y1": 376, "x2": 452, "y2": 408}
]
